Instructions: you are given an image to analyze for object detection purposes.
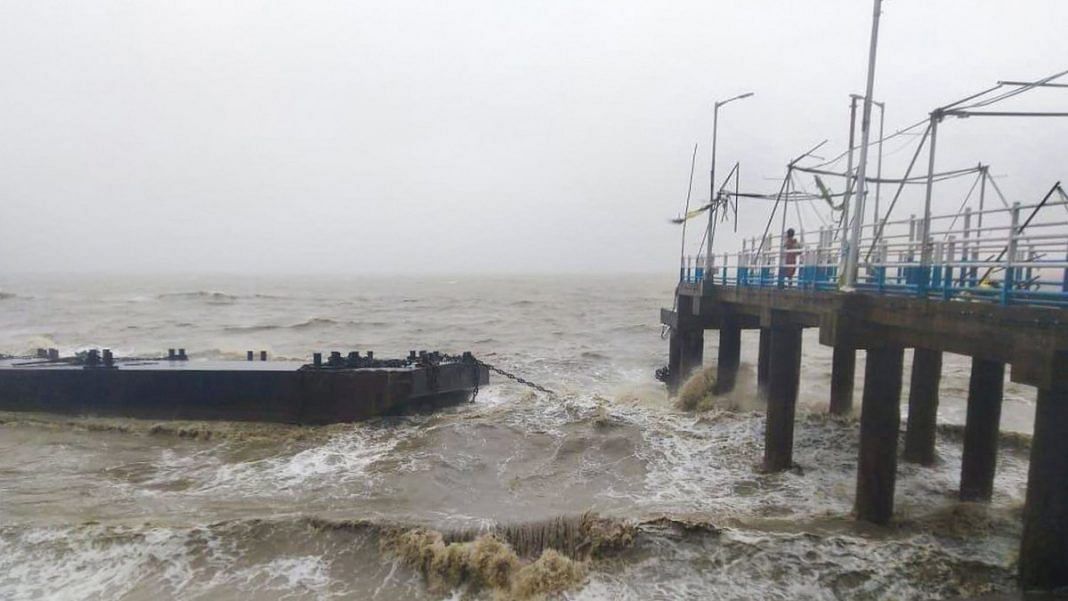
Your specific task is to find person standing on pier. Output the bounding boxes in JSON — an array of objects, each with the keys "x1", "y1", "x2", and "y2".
[{"x1": 783, "y1": 228, "x2": 801, "y2": 283}]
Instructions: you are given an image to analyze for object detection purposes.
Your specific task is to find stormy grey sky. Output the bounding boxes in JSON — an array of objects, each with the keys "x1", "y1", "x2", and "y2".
[{"x1": 1, "y1": 1, "x2": 1065, "y2": 275}]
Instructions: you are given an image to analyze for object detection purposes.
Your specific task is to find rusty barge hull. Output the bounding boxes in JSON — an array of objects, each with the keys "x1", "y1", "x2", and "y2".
[{"x1": 0, "y1": 357, "x2": 488, "y2": 425}]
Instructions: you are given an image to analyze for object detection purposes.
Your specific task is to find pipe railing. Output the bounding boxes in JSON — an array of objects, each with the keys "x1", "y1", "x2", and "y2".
[{"x1": 680, "y1": 197, "x2": 1068, "y2": 306}]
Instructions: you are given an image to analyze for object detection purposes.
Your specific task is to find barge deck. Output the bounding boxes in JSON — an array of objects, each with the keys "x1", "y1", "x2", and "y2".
[{"x1": 0, "y1": 350, "x2": 488, "y2": 424}]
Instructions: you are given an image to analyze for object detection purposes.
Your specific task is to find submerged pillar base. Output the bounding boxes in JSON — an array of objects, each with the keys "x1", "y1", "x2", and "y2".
[
  {"x1": 1020, "y1": 387, "x2": 1068, "y2": 590},
  {"x1": 763, "y1": 325, "x2": 802, "y2": 472},
  {"x1": 855, "y1": 346, "x2": 904, "y2": 525},
  {"x1": 829, "y1": 345, "x2": 856, "y2": 415},
  {"x1": 903, "y1": 348, "x2": 942, "y2": 466},
  {"x1": 667, "y1": 327, "x2": 704, "y2": 394},
  {"x1": 960, "y1": 357, "x2": 1004, "y2": 502},
  {"x1": 757, "y1": 328, "x2": 771, "y2": 397},
  {"x1": 715, "y1": 325, "x2": 741, "y2": 394}
]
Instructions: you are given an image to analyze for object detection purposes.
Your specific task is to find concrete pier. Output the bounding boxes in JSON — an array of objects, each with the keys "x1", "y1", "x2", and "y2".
[
  {"x1": 763, "y1": 323, "x2": 802, "y2": 472},
  {"x1": 829, "y1": 346, "x2": 856, "y2": 415},
  {"x1": 715, "y1": 324, "x2": 741, "y2": 394},
  {"x1": 855, "y1": 346, "x2": 904, "y2": 525},
  {"x1": 960, "y1": 358, "x2": 1005, "y2": 502},
  {"x1": 903, "y1": 348, "x2": 942, "y2": 465},
  {"x1": 661, "y1": 282, "x2": 1068, "y2": 589}
]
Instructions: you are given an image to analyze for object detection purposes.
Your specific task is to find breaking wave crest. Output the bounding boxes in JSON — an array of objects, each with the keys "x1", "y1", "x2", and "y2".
[
  {"x1": 222, "y1": 317, "x2": 389, "y2": 334},
  {"x1": 157, "y1": 291, "x2": 239, "y2": 304},
  {"x1": 0, "y1": 510, "x2": 1021, "y2": 601}
]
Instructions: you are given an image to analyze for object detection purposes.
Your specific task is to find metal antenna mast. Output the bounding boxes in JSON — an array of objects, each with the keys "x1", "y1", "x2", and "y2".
[{"x1": 843, "y1": 0, "x2": 883, "y2": 289}]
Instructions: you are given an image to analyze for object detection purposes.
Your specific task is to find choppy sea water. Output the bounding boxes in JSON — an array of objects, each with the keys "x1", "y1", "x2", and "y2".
[{"x1": 0, "y1": 274, "x2": 1037, "y2": 600}]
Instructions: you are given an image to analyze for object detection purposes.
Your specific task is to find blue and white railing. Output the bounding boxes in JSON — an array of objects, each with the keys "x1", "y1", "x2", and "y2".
[{"x1": 681, "y1": 196, "x2": 1068, "y2": 307}]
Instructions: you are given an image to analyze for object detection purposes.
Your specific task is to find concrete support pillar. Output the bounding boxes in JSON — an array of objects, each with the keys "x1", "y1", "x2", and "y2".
[
  {"x1": 681, "y1": 329, "x2": 705, "y2": 380},
  {"x1": 757, "y1": 328, "x2": 771, "y2": 397},
  {"x1": 960, "y1": 358, "x2": 1004, "y2": 502},
  {"x1": 829, "y1": 346, "x2": 856, "y2": 415},
  {"x1": 903, "y1": 348, "x2": 942, "y2": 465},
  {"x1": 855, "y1": 346, "x2": 904, "y2": 525},
  {"x1": 667, "y1": 327, "x2": 704, "y2": 394},
  {"x1": 763, "y1": 325, "x2": 802, "y2": 472},
  {"x1": 1019, "y1": 387, "x2": 1068, "y2": 590},
  {"x1": 715, "y1": 325, "x2": 741, "y2": 394},
  {"x1": 668, "y1": 331, "x2": 682, "y2": 394}
]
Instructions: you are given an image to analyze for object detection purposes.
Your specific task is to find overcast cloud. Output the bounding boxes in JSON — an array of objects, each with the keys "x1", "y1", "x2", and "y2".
[{"x1": 1, "y1": 0, "x2": 1065, "y2": 274}]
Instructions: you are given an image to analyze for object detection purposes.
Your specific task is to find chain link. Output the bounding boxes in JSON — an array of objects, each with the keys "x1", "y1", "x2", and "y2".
[
  {"x1": 441, "y1": 353, "x2": 557, "y2": 398},
  {"x1": 472, "y1": 358, "x2": 558, "y2": 398}
]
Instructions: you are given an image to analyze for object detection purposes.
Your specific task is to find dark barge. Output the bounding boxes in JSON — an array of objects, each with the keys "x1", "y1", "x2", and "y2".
[{"x1": 0, "y1": 349, "x2": 488, "y2": 424}]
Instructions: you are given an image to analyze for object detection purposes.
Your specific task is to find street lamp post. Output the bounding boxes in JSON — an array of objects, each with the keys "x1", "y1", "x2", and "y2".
[{"x1": 707, "y1": 92, "x2": 754, "y2": 281}]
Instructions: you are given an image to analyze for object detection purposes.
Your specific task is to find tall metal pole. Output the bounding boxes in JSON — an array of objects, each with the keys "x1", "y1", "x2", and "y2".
[
  {"x1": 920, "y1": 111, "x2": 942, "y2": 294},
  {"x1": 840, "y1": 96, "x2": 859, "y2": 243},
  {"x1": 679, "y1": 144, "x2": 699, "y2": 282},
  {"x1": 874, "y1": 101, "x2": 885, "y2": 228},
  {"x1": 837, "y1": 96, "x2": 859, "y2": 287},
  {"x1": 978, "y1": 163, "x2": 988, "y2": 233},
  {"x1": 843, "y1": 0, "x2": 884, "y2": 290},
  {"x1": 707, "y1": 104, "x2": 720, "y2": 275},
  {"x1": 847, "y1": 94, "x2": 885, "y2": 229}
]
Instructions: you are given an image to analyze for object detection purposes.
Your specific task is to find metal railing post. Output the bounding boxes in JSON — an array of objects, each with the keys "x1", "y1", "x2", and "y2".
[
  {"x1": 944, "y1": 236, "x2": 955, "y2": 300},
  {"x1": 1002, "y1": 202, "x2": 1021, "y2": 305},
  {"x1": 919, "y1": 111, "x2": 942, "y2": 298},
  {"x1": 932, "y1": 240, "x2": 944, "y2": 293},
  {"x1": 907, "y1": 214, "x2": 917, "y2": 287},
  {"x1": 878, "y1": 239, "x2": 888, "y2": 293},
  {"x1": 961, "y1": 208, "x2": 971, "y2": 286},
  {"x1": 1062, "y1": 241, "x2": 1068, "y2": 294}
]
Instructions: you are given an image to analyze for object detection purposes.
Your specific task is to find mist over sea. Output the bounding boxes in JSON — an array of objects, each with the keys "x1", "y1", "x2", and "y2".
[{"x1": 0, "y1": 274, "x2": 1037, "y2": 599}]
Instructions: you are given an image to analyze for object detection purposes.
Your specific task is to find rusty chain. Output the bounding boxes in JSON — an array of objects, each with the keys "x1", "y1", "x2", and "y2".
[
  {"x1": 444, "y1": 354, "x2": 557, "y2": 398},
  {"x1": 478, "y1": 360, "x2": 558, "y2": 397}
]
